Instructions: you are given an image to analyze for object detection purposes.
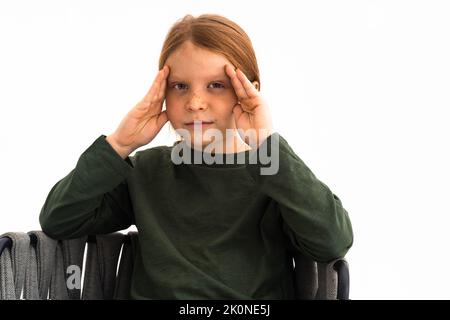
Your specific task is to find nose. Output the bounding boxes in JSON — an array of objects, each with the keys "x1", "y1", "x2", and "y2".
[{"x1": 185, "y1": 93, "x2": 207, "y2": 112}]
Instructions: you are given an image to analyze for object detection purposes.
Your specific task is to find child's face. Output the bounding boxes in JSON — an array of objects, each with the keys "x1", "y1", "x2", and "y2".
[{"x1": 164, "y1": 41, "x2": 240, "y2": 147}]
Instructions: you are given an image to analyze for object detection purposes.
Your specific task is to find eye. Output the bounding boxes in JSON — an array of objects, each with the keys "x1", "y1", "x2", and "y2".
[
  {"x1": 171, "y1": 82, "x2": 225, "y2": 90},
  {"x1": 208, "y1": 82, "x2": 225, "y2": 89},
  {"x1": 173, "y1": 83, "x2": 188, "y2": 90}
]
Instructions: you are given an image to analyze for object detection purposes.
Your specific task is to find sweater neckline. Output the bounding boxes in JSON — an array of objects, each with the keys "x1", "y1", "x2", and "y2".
[{"x1": 171, "y1": 140, "x2": 253, "y2": 168}]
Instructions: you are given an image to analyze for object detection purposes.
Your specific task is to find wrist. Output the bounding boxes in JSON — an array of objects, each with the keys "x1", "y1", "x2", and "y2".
[
  {"x1": 106, "y1": 134, "x2": 133, "y2": 159},
  {"x1": 243, "y1": 127, "x2": 274, "y2": 149},
  {"x1": 258, "y1": 127, "x2": 274, "y2": 146}
]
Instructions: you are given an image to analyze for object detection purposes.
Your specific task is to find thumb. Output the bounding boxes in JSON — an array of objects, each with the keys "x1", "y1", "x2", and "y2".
[{"x1": 156, "y1": 110, "x2": 169, "y2": 128}]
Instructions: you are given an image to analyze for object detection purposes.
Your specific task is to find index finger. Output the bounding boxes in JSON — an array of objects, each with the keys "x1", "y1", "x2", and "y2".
[
  {"x1": 224, "y1": 64, "x2": 248, "y2": 100},
  {"x1": 143, "y1": 65, "x2": 170, "y2": 104},
  {"x1": 236, "y1": 68, "x2": 259, "y2": 98}
]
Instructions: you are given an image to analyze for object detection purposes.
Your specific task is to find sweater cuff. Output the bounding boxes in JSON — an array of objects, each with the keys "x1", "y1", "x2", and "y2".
[{"x1": 82, "y1": 135, "x2": 134, "y2": 180}]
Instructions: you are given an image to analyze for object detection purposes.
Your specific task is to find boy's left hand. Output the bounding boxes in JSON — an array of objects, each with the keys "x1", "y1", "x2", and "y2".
[{"x1": 225, "y1": 64, "x2": 274, "y2": 148}]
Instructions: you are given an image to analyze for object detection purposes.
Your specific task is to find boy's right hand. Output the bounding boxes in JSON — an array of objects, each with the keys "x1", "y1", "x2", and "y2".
[{"x1": 106, "y1": 65, "x2": 170, "y2": 159}]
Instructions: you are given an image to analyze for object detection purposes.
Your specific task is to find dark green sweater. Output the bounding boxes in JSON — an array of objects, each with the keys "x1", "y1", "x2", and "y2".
[{"x1": 39, "y1": 133, "x2": 353, "y2": 299}]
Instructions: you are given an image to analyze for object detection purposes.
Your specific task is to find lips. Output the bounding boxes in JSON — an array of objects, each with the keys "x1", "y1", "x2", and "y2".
[{"x1": 185, "y1": 120, "x2": 214, "y2": 125}]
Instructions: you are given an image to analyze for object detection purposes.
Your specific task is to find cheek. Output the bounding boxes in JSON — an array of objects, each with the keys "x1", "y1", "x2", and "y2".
[
  {"x1": 165, "y1": 104, "x2": 181, "y2": 126},
  {"x1": 165, "y1": 96, "x2": 181, "y2": 113},
  {"x1": 215, "y1": 109, "x2": 235, "y2": 126},
  {"x1": 224, "y1": 92, "x2": 239, "y2": 110}
]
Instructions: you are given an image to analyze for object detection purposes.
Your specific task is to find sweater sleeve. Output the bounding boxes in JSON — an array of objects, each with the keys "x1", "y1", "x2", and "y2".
[
  {"x1": 39, "y1": 135, "x2": 135, "y2": 240},
  {"x1": 245, "y1": 132, "x2": 353, "y2": 262}
]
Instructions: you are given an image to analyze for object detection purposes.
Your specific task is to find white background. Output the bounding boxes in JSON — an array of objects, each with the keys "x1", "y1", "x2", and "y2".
[{"x1": 1, "y1": 0, "x2": 449, "y2": 299}]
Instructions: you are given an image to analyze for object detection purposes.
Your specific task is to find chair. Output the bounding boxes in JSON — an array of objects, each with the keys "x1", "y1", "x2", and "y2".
[{"x1": 0, "y1": 230, "x2": 349, "y2": 300}]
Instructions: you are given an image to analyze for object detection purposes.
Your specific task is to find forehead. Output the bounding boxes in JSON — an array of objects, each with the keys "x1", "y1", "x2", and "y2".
[{"x1": 166, "y1": 41, "x2": 233, "y2": 79}]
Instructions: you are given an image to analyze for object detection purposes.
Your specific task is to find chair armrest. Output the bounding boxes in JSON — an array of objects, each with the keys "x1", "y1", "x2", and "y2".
[
  {"x1": 316, "y1": 258, "x2": 350, "y2": 300},
  {"x1": 0, "y1": 237, "x2": 12, "y2": 257},
  {"x1": 333, "y1": 259, "x2": 350, "y2": 300}
]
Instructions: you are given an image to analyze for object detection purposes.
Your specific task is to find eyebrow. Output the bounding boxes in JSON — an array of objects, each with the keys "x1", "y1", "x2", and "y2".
[{"x1": 168, "y1": 74, "x2": 228, "y2": 81}]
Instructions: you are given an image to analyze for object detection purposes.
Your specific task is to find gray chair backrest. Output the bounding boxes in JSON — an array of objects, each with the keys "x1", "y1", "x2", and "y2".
[{"x1": 0, "y1": 231, "x2": 348, "y2": 300}]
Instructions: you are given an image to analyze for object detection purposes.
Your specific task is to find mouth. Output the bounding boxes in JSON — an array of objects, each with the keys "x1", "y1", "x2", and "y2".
[{"x1": 184, "y1": 120, "x2": 214, "y2": 127}]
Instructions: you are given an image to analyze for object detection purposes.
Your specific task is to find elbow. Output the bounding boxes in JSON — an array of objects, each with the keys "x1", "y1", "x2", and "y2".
[
  {"x1": 284, "y1": 210, "x2": 354, "y2": 263},
  {"x1": 39, "y1": 206, "x2": 76, "y2": 240},
  {"x1": 324, "y1": 234, "x2": 353, "y2": 262},
  {"x1": 293, "y1": 230, "x2": 354, "y2": 264},
  {"x1": 322, "y1": 202, "x2": 354, "y2": 262},
  {"x1": 318, "y1": 221, "x2": 354, "y2": 263},
  {"x1": 39, "y1": 209, "x2": 61, "y2": 240}
]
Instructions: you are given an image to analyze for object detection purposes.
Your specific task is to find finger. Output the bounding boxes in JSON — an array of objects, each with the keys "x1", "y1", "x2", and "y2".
[
  {"x1": 156, "y1": 66, "x2": 169, "y2": 102},
  {"x1": 225, "y1": 64, "x2": 248, "y2": 100},
  {"x1": 151, "y1": 66, "x2": 171, "y2": 110},
  {"x1": 143, "y1": 66, "x2": 167, "y2": 104},
  {"x1": 142, "y1": 72, "x2": 162, "y2": 105},
  {"x1": 236, "y1": 68, "x2": 259, "y2": 98}
]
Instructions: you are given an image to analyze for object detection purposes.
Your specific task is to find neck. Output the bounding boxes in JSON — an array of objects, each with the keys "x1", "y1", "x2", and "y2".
[{"x1": 186, "y1": 132, "x2": 251, "y2": 154}]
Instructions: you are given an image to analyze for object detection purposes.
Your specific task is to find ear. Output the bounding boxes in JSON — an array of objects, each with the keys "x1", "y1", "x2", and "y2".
[{"x1": 252, "y1": 81, "x2": 260, "y2": 91}]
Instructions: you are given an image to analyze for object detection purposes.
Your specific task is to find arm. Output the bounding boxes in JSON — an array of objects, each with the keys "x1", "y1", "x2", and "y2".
[
  {"x1": 246, "y1": 133, "x2": 353, "y2": 262},
  {"x1": 39, "y1": 135, "x2": 136, "y2": 239}
]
